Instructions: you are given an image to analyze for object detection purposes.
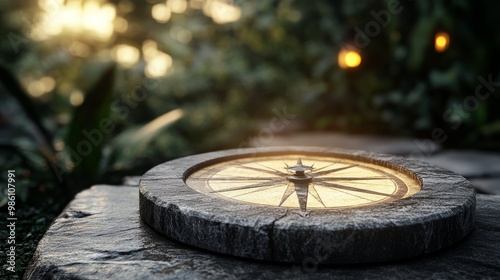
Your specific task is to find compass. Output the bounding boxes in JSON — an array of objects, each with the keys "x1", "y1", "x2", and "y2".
[
  {"x1": 140, "y1": 147, "x2": 475, "y2": 264},
  {"x1": 185, "y1": 156, "x2": 421, "y2": 212}
]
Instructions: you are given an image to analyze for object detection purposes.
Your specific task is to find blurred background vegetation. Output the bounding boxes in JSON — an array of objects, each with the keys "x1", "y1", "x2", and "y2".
[{"x1": 1, "y1": 0, "x2": 500, "y2": 206}]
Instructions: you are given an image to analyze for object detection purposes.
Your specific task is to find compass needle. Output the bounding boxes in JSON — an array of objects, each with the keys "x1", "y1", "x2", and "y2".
[
  {"x1": 294, "y1": 182, "x2": 309, "y2": 212},
  {"x1": 312, "y1": 164, "x2": 358, "y2": 177},
  {"x1": 237, "y1": 165, "x2": 287, "y2": 176},
  {"x1": 308, "y1": 184, "x2": 326, "y2": 207},
  {"x1": 317, "y1": 182, "x2": 395, "y2": 197},
  {"x1": 203, "y1": 176, "x2": 277, "y2": 181},
  {"x1": 255, "y1": 163, "x2": 287, "y2": 174},
  {"x1": 278, "y1": 184, "x2": 296, "y2": 206},
  {"x1": 326, "y1": 186, "x2": 376, "y2": 202},
  {"x1": 315, "y1": 176, "x2": 386, "y2": 181},
  {"x1": 211, "y1": 179, "x2": 283, "y2": 193},
  {"x1": 233, "y1": 184, "x2": 285, "y2": 198},
  {"x1": 312, "y1": 162, "x2": 336, "y2": 172}
]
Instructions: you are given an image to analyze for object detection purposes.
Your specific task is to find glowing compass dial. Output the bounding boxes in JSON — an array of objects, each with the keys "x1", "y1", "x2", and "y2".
[{"x1": 185, "y1": 154, "x2": 421, "y2": 211}]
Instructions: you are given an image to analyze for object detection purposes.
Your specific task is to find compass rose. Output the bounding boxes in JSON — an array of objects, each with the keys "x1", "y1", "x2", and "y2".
[
  {"x1": 186, "y1": 155, "x2": 420, "y2": 211},
  {"x1": 281, "y1": 159, "x2": 396, "y2": 211},
  {"x1": 282, "y1": 159, "x2": 316, "y2": 211}
]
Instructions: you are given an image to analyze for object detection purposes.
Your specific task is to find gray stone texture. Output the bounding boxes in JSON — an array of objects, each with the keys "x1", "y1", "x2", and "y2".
[
  {"x1": 25, "y1": 185, "x2": 500, "y2": 279},
  {"x1": 139, "y1": 147, "x2": 475, "y2": 264}
]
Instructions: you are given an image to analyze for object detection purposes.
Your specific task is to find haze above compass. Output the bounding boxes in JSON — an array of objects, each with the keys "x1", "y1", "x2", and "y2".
[{"x1": 185, "y1": 155, "x2": 421, "y2": 211}]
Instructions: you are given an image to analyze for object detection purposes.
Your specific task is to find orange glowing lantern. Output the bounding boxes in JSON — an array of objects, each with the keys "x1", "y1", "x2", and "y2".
[
  {"x1": 338, "y1": 49, "x2": 362, "y2": 69},
  {"x1": 434, "y1": 32, "x2": 450, "y2": 52}
]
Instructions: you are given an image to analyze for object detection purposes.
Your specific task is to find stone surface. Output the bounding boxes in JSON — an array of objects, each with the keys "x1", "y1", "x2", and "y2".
[
  {"x1": 250, "y1": 132, "x2": 441, "y2": 156},
  {"x1": 25, "y1": 185, "x2": 500, "y2": 280},
  {"x1": 420, "y1": 150, "x2": 500, "y2": 178},
  {"x1": 140, "y1": 147, "x2": 475, "y2": 264},
  {"x1": 470, "y1": 178, "x2": 500, "y2": 195}
]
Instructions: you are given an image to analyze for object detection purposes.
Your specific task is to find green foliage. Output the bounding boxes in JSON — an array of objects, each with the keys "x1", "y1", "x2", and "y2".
[
  {"x1": 0, "y1": 65, "x2": 55, "y2": 151},
  {"x1": 0, "y1": 65, "x2": 68, "y2": 204},
  {"x1": 105, "y1": 109, "x2": 186, "y2": 172},
  {"x1": 64, "y1": 64, "x2": 115, "y2": 182}
]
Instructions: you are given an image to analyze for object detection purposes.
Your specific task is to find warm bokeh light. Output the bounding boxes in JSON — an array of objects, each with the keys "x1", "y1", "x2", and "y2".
[
  {"x1": 54, "y1": 139, "x2": 65, "y2": 151},
  {"x1": 70, "y1": 90, "x2": 85, "y2": 106},
  {"x1": 142, "y1": 40, "x2": 173, "y2": 77},
  {"x1": 117, "y1": 0, "x2": 135, "y2": 13},
  {"x1": 435, "y1": 32, "x2": 450, "y2": 52},
  {"x1": 112, "y1": 44, "x2": 140, "y2": 68},
  {"x1": 152, "y1": 4, "x2": 172, "y2": 23},
  {"x1": 27, "y1": 76, "x2": 56, "y2": 97},
  {"x1": 145, "y1": 52, "x2": 173, "y2": 78},
  {"x1": 338, "y1": 49, "x2": 362, "y2": 69},
  {"x1": 142, "y1": 40, "x2": 159, "y2": 61},
  {"x1": 189, "y1": 0, "x2": 204, "y2": 9},
  {"x1": 204, "y1": 0, "x2": 242, "y2": 24},
  {"x1": 67, "y1": 41, "x2": 90, "y2": 57},
  {"x1": 168, "y1": 0, "x2": 188, "y2": 14},
  {"x1": 35, "y1": 0, "x2": 116, "y2": 41},
  {"x1": 170, "y1": 26, "x2": 192, "y2": 43},
  {"x1": 114, "y1": 17, "x2": 129, "y2": 33}
]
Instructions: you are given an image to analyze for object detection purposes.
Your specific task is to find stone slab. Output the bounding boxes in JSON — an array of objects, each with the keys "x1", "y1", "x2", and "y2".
[
  {"x1": 25, "y1": 185, "x2": 500, "y2": 279},
  {"x1": 140, "y1": 147, "x2": 475, "y2": 264},
  {"x1": 421, "y1": 150, "x2": 500, "y2": 178},
  {"x1": 250, "y1": 132, "x2": 441, "y2": 156}
]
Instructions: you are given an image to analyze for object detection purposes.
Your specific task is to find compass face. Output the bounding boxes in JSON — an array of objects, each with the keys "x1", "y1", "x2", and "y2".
[{"x1": 185, "y1": 154, "x2": 421, "y2": 211}]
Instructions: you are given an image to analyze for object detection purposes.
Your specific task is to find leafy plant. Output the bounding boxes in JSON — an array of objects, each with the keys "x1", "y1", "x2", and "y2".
[{"x1": 0, "y1": 64, "x2": 196, "y2": 203}]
